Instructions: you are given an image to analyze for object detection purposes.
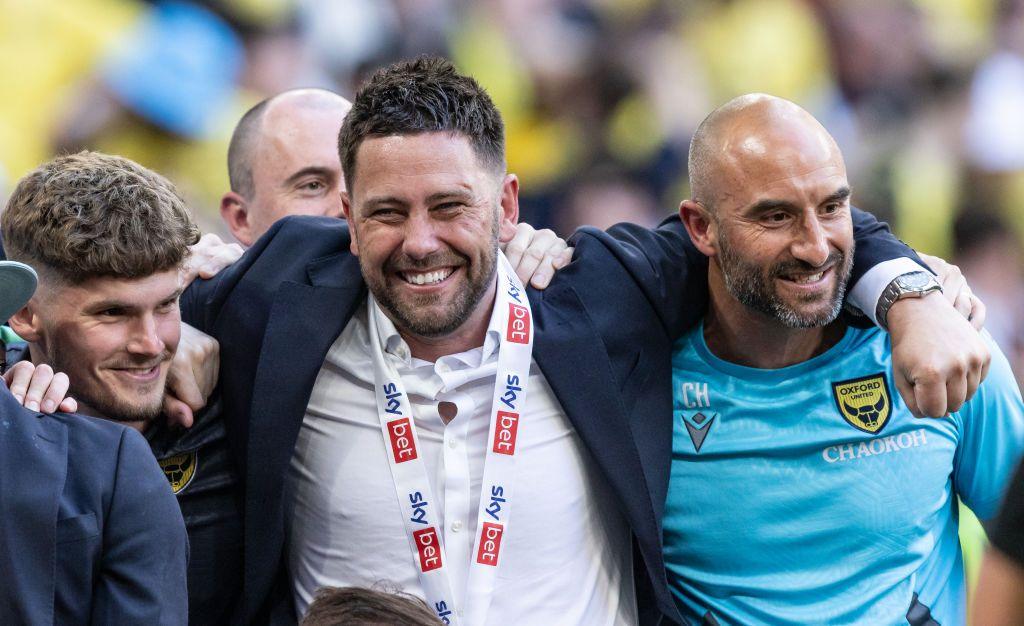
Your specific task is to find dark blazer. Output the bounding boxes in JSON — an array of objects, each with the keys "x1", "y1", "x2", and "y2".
[
  {"x1": 181, "y1": 211, "x2": 917, "y2": 625},
  {"x1": 0, "y1": 388, "x2": 189, "y2": 625}
]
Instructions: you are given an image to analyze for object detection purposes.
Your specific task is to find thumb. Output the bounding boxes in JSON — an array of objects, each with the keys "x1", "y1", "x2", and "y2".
[{"x1": 163, "y1": 396, "x2": 195, "y2": 429}]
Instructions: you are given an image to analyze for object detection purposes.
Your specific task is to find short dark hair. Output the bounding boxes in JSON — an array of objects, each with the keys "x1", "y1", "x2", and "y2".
[
  {"x1": 301, "y1": 587, "x2": 440, "y2": 626},
  {"x1": 338, "y1": 56, "x2": 505, "y2": 192},
  {"x1": 2, "y1": 151, "x2": 200, "y2": 284}
]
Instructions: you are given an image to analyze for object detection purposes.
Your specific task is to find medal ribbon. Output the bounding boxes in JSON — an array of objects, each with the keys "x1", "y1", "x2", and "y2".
[{"x1": 369, "y1": 252, "x2": 534, "y2": 625}]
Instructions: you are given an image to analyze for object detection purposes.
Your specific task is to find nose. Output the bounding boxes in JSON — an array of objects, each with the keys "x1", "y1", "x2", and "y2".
[
  {"x1": 401, "y1": 211, "x2": 442, "y2": 260},
  {"x1": 127, "y1": 314, "x2": 165, "y2": 357},
  {"x1": 790, "y1": 213, "x2": 830, "y2": 268}
]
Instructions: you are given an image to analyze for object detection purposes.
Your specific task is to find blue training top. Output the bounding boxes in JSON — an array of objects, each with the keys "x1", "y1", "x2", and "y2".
[{"x1": 664, "y1": 324, "x2": 1024, "y2": 625}]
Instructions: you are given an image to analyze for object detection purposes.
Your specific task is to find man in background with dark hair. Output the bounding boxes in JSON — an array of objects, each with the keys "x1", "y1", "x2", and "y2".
[
  {"x1": 0, "y1": 257, "x2": 188, "y2": 624},
  {"x1": 2, "y1": 151, "x2": 244, "y2": 624},
  {"x1": 183, "y1": 57, "x2": 989, "y2": 625}
]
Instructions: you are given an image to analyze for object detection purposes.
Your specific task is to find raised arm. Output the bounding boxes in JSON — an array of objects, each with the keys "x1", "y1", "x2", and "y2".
[{"x1": 568, "y1": 207, "x2": 988, "y2": 417}]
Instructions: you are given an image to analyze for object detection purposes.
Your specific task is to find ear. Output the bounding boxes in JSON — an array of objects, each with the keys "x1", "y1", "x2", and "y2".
[
  {"x1": 342, "y1": 190, "x2": 359, "y2": 256},
  {"x1": 497, "y1": 174, "x2": 521, "y2": 243},
  {"x1": 8, "y1": 301, "x2": 43, "y2": 343},
  {"x1": 679, "y1": 199, "x2": 717, "y2": 257},
  {"x1": 220, "y1": 192, "x2": 254, "y2": 247}
]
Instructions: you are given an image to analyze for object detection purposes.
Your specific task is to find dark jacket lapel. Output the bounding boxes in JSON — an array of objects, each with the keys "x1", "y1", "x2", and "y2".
[
  {"x1": 242, "y1": 252, "x2": 365, "y2": 618},
  {"x1": 531, "y1": 283, "x2": 681, "y2": 624}
]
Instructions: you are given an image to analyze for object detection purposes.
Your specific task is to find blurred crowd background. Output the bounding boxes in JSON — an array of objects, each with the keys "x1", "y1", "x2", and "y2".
[
  {"x1": 3, "y1": 0, "x2": 1024, "y2": 379},
  {"x1": 3, "y1": 0, "x2": 1022, "y2": 608}
]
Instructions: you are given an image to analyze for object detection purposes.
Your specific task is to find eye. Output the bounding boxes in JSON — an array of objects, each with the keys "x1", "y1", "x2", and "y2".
[
  {"x1": 299, "y1": 180, "x2": 326, "y2": 193},
  {"x1": 97, "y1": 307, "x2": 125, "y2": 318},
  {"x1": 822, "y1": 203, "x2": 839, "y2": 214},
  {"x1": 434, "y1": 202, "x2": 463, "y2": 212},
  {"x1": 369, "y1": 207, "x2": 403, "y2": 222},
  {"x1": 762, "y1": 212, "x2": 791, "y2": 225},
  {"x1": 157, "y1": 299, "x2": 178, "y2": 312}
]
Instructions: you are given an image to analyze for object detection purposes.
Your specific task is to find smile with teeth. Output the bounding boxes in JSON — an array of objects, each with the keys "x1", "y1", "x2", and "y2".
[
  {"x1": 782, "y1": 267, "x2": 830, "y2": 284},
  {"x1": 113, "y1": 363, "x2": 162, "y2": 380},
  {"x1": 399, "y1": 267, "x2": 455, "y2": 286}
]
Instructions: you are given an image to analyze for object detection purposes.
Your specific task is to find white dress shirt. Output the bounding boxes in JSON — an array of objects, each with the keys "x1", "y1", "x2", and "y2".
[{"x1": 287, "y1": 300, "x2": 637, "y2": 625}]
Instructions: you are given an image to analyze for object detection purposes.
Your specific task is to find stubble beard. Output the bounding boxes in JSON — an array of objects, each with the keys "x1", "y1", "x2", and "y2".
[
  {"x1": 47, "y1": 342, "x2": 167, "y2": 423},
  {"x1": 717, "y1": 227, "x2": 853, "y2": 328},
  {"x1": 363, "y1": 213, "x2": 500, "y2": 339}
]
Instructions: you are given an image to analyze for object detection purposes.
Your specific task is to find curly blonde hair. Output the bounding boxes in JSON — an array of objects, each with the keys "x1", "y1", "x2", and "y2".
[{"x1": 2, "y1": 151, "x2": 200, "y2": 284}]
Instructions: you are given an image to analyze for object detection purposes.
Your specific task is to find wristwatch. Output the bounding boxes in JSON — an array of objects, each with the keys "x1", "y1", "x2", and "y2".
[{"x1": 875, "y1": 271, "x2": 943, "y2": 330}]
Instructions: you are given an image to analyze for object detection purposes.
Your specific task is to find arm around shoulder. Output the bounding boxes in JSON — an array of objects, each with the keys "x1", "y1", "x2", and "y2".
[
  {"x1": 568, "y1": 215, "x2": 709, "y2": 337},
  {"x1": 91, "y1": 427, "x2": 188, "y2": 626},
  {"x1": 180, "y1": 215, "x2": 350, "y2": 333}
]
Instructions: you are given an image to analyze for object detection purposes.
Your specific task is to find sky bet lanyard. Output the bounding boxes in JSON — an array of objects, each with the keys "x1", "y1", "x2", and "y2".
[{"x1": 368, "y1": 252, "x2": 534, "y2": 626}]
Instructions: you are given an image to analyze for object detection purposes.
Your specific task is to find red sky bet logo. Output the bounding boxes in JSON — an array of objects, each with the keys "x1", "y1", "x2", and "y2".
[
  {"x1": 506, "y1": 303, "x2": 531, "y2": 344},
  {"x1": 413, "y1": 527, "x2": 443, "y2": 572},
  {"x1": 492, "y1": 411, "x2": 520, "y2": 455},
  {"x1": 476, "y1": 522, "x2": 504, "y2": 566},
  {"x1": 387, "y1": 417, "x2": 418, "y2": 463}
]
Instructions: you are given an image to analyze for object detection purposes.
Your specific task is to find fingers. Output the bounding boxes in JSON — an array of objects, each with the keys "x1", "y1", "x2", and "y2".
[
  {"x1": 178, "y1": 323, "x2": 219, "y2": 401},
  {"x1": 917, "y1": 252, "x2": 943, "y2": 274},
  {"x1": 167, "y1": 366, "x2": 206, "y2": 413},
  {"x1": 894, "y1": 372, "x2": 920, "y2": 418},
  {"x1": 39, "y1": 372, "x2": 72, "y2": 414},
  {"x1": 200, "y1": 345, "x2": 220, "y2": 399},
  {"x1": 965, "y1": 355, "x2": 983, "y2": 407},
  {"x1": 528, "y1": 240, "x2": 572, "y2": 289},
  {"x1": 951, "y1": 282, "x2": 973, "y2": 321},
  {"x1": 974, "y1": 342, "x2": 991, "y2": 387},
  {"x1": 22, "y1": 363, "x2": 56, "y2": 413},
  {"x1": 198, "y1": 243, "x2": 244, "y2": 279},
  {"x1": 940, "y1": 267, "x2": 966, "y2": 310},
  {"x1": 903, "y1": 342, "x2": 989, "y2": 418},
  {"x1": 912, "y1": 368, "x2": 948, "y2": 418},
  {"x1": 3, "y1": 361, "x2": 35, "y2": 404},
  {"x1": 162, "y1": 396, "x2": 195, "y2": 429},
  {"x1": 3, "y1": 362, "x2": 77, "y2": 413},
  {"x1": 944, "y1": 368, "x2": 968, "y2": 415},
  {"x1": 968, "y1": 294, "x2": 986, "y2": 330},
  {"x1": 502, "y1": 223, "x2": 535, "y2": 271},
  {"x1": 182, "y1": 233, "x2": 244, "y2": 283},
  {"x1": 504, "y1": 225, "x2": 569, "y2": 289}
]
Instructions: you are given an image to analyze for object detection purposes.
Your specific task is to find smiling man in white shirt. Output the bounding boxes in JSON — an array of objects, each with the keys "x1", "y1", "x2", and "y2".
[{"x1": 182, "y1": 57, "x2": 991, "y2": 626}]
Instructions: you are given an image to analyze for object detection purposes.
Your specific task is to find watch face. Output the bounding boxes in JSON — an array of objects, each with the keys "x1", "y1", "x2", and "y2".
[{"x1": 897, "y1": 271, "x2": 933, "y2": 291}]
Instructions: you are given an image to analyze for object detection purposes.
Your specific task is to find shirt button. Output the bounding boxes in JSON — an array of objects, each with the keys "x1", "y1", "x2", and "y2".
[
  {"x1": 451, "y1": 520, "x2": 462, "y2": 532},
  {"x1": 448, "y1": 438, "x2": 457, "y2": 449}
]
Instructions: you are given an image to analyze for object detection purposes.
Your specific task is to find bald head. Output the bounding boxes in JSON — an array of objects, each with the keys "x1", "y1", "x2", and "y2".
[
  {"x1": 680, "y1": 93, "x2": 854, "y2": 331},
  {"x1": 227, "y1": 88, "x2": 352, "y2": 198},
  {"x1": 688, "y1": 94, "x2": 844, "y2": 212},
  {"x1": 222, "y1": 88, "x2": 352, "y2": 246}
]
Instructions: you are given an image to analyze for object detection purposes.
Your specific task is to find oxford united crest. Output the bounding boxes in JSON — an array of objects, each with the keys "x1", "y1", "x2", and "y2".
[
  {"x1": 832, "y1": 373, "x2": 892, "y2": 434},
  {"x1": 159, "y1": 451, "x2": 197, "y2": 494}
]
